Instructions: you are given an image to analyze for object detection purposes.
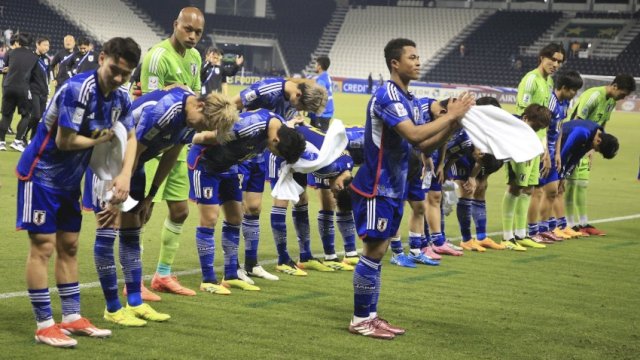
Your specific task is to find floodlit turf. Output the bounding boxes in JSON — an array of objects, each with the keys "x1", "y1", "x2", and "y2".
[{"x1": 0, "y1": 85, "x2": 638, "y2": 359}]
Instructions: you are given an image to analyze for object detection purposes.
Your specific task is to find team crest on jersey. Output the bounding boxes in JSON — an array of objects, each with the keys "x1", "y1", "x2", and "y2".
[
  {"x1": 33, "y1": 210, "x2": 46, "y2": 226},
  {"x1": 244, "y1": 90, "x2": 257, "y2": 102},
  {"x1": 72, "y1": 108, "x2": 85, "y2": 124},
  {"x1": 88, "y1": 55, "x2": 94, "y2": 62},
  {"x1": 191, "y1": 63, "x2": 197, "y2": 76},
  {"x1": 523, "y1": 94, "x2": 531, "y2": 104},
  {"x1": 203, "y1": 187, "x2": 213, "y2": 199},
  {"x1": 214, "y1": 67, "x2": 220, "y2": 75},
  {"x1": 111, "y1": 107, "x2": 122, "y2": 123},
  {"x1": 376, "y1": 217, "x2": 388, "y2": 232}
]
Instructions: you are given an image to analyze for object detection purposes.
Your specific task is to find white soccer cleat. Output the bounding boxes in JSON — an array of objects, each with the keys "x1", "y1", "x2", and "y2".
[
  {"x1": 237, "y1": 268, "x2": 255, "y2": 285},
  {"x1": 248, "y1": 265, "x2": 279, "y2": 281}
]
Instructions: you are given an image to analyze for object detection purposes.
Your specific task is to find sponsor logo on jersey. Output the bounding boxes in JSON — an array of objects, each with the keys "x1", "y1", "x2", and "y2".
[
  {"x1": 33, "y1": 210, "x2": 46, "y2": 226},
  {"x1": 244, "y1": 90, "x2": 257, "y2": 102},
  {"x1": 72, "y1": 108, "x2": 85, "y2": 124}
]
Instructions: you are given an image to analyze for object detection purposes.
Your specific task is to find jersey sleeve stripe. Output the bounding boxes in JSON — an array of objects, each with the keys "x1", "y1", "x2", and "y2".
[
  {"x1": 157, "y1": 102, "x2": 182, "y2": 128},
  {"x1": 149, "y1": 48, "x2": 166, "y2": 74}
]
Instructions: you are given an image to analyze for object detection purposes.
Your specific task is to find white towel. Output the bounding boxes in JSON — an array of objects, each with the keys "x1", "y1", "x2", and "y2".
[
  {"x1": 88, "y1": 122, "x2": 138, "y2": 211},
  {"x1": 461, "y1": 105, "x2": 543, "y2": 163},
  {"x1": 271, "y1": 120, "x2": 349, "y2": 203}
]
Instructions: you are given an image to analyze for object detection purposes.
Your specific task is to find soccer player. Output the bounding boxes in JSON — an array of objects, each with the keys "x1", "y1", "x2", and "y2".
[
  {"x1": 501, "y1": 104, "x2": 552, "y2": 251},
  {"x1": 50, "y1": 34, "x2": 76, "y2": 92},
  {"x1": 308, "y1": 56, "x2": 334, "y2": 132},
  {"x1": 511, "y1": 43, "x2": 564, "y2": 249},
  {"x1": 266, "y1": 124, "x2": 358, "y2": 272},
  {"x1": 348, "y1": 38, "x2": 473, "y2": 339},
  {"x1": 232, "y1": 77, "x2": 327, "y2": 278},
  {"x1": 559, "y1": 120, "x2": 619, "y2": 178},
  {"x1": 533, "y1": 71, "x2": 584, "y2": 242},
  {"x1": 201, "y1": 47, "x2": 243, "y2": 95},
  {"x1": 14, "y1": 36, "x2": 51, "y2": 146},
  {"x1": 188, "y1": 109, "x2": 306, "y2": 293},
  {"x1": 0, "y1": 32, "x2": 37, "y2": 151},
  {"x1": 139, "y1": 7, "x2": 205, "y2": 297},
  {"x1": 67, "y1": 38, "x2": 99, "y2": 76},
  {"x1": 85, "y1": 88, "x2": 236, "y2": 325},
  {"x1": 565, "y1": 74, "x2": 635, "y2": 235},
  {"x1": 17, "y1": 37, "x2": 140, "y2": 348}
]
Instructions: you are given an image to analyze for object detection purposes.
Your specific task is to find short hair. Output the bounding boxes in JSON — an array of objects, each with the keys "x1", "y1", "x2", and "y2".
[
  {"x1": 36, "y1": 36, "x2": 50, "y2": 45},
  {"x1": 77, "y1": 37, "x2": 91, "y2": 46},
  {"x1": 556, "y1": 70, "x2": 583, "y2": 90},
  {"x1": 538, "y1": 42, "x2": 565, "y2": 61},
  {"x1": 199, "y1": 92, "x2": 239, "y2": 143},
  {"x1": 16, "y1": 32, "x2": 32, "y2": 47},
  {"x1": 598, "y1": 133, "x2": 619, "y2": 159},
  {"x1": 297, "y1": 82, "x2": 328, "y2": 114},
  {"x1": 206, "y1": 46, "x2": 222, "y2": 55},
  {"x1": 316, "y1": 56, "x2": 330, "y2": 71},
  {"x1": 439, "y1": 98, "x2": 450, "y2": 110},
  {"x1": 9, "y1": 34, "x2": 17, "y2": 46},
  {"x1": 384, "y1": 38, "x2": 416, "y2": 72},
  {"x1": 335, "y1": 176, "x2": 353, "y2": 211},
  {"x1": 475, "y1": 96, "x2": 501, "y2": 108},
  {"x1": 523, "y1": 104, "x2": 551, "y2": 130},
  {"x1": 101, "y1": 37, "x2": 141, "y2": 68},
  {"x1": 276, "y1": 126, "x2": 306, "y2": 164},
  {"x1": 612, "y1": 74, "x2": 636, "y2": 93}
]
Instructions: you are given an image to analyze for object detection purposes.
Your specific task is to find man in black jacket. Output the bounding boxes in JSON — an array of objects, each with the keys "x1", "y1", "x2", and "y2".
[
  {"x1": 49, "y1": 34, "x2": 75, "y2": 93},
  {"x1": 201, "y1": 47, "x2": 242, "y2": 96},
  {"x1": 0, "y1": 32, "x2": 38, "y2": 151}
]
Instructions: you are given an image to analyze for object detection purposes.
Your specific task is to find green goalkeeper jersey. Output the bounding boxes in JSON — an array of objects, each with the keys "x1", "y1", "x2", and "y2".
[
  {"x1": 140, "y1": 39, "x2": 202, "y2": 161},
  {"x1": 568, "y1": 86, "x2": 616, "y2": 127},
  {"x1": 516, "y1": 68, "x2": 554, "y2": 116}
]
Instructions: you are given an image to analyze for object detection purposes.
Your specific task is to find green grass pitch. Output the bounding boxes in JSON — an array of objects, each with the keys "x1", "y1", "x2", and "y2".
[{"x1": 0, "y1": 85, "x2": 638, "y2": 359}]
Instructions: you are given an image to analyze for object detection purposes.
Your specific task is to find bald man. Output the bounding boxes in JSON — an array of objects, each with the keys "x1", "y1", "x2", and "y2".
[
  {"x1": 132, "y1": 7, "x2": 206, "y2": 299},
  {"x1": 50, "y1": 34, "x2": 76, "y2": 92}
]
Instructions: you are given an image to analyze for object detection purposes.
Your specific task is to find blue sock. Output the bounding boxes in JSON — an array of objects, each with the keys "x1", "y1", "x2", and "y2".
[
  {"x1": 94, "y1": 228, "x2": 121, "y2": 312},
  {"x1": 408, "y1": 232, "x2": 423, "y2": 251},
  {"x1": 370, "y1": 263, "x2": 382, "y2": 315},
  {"x1": 548, "y1": 217, "x2": 557, "y2": 231},
  {"x1": 471, "y1": 200, "x2": 487, "y2": 240},
  {"x1": 539, "y1": 220, "x2": 549, "y2": 233},
  {"x1": 58, "y1": 282, "x2": 80, "y2": 317},
  {"x1": 390, "y1": 236, "x2": 403, "y2": 254},
  {"x1": 318, "y1": 210, "x2": 335, "y2": 257},
  {"x1": 457, "y1": 198, "x2": 473, "y2": 241},
  {"x1": 527, "y1": 223, "x2": 539, "y2": 236},
  {"x1": 242, "y1": 214, "x2": 260, "y2": 268},
  {"x1": 353, "y1": 256, "x2": 380, "y2": 318},
  {"x1": 337, "y1": 211, "x2": 357, "y2": 253},
  {"x1": 196, "y1": 227, "x2": 216, "y2": 283},
  {"x1": 222, "y1": 222, "x2": 240, "y2": 280},
  {"x1": 558, "y1": 216, "x2": 567, "y2": 229},
  {"x1": 271, "y1": 206, "x2": 291, "y2": 265},
  {"x1": 28, "y1": 288, "x2": 53, "y2": 323},
  {"x1": 119, "y1": 228, "x2": 142, "y2": 306},
  {"x1": 431, "y1": 232, "x2": 445, "y2": 246},
  {"x1": 293, "y1": 204, "x2": 312, "y2": 262}
]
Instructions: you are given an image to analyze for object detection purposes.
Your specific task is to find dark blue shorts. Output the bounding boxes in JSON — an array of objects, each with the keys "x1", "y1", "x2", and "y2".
[
  {"x1": 351, "y1": 193, "x2": 404, "y2": 242},
  {"x1": 17, "y1": 180, "x2": 82, "y2": 234},
  {"x1": 238, "y1": 158, "x2": 266, "y2": 193},
  {"x1": 404, "y1": 175, "x2": 425, "y2": 201},
  {"x1": 189, "y1": 168, "x2": 242, "y2": 205}
]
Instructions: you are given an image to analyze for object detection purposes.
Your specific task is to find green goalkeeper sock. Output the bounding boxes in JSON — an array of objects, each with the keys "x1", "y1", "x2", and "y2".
[
  {"x1": 575, "y1": 180, "x2": 589, "y2": 226},
  {"x1": 514, "y1": 193, "x2": 532, "y2": 239},
  {"x1": 502, "y1": 191, "x2": 518, "y2": 240},
  {"x1": 156, "y1": 218, "x2": 184, "y2": 276},
  {"x1": 564, "y1": 180, "x2": 576, "y2": 226}
]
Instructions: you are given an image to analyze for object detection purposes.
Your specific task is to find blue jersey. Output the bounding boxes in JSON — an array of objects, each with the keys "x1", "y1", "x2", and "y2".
[
  {"x1": 189, "y1": 109, "x2": 284, "y2": 173},
  {"x1": 351, "y1": 81, "x2": 423, "y2": 199},
  {"x1": 16, "y1": 71, "x2": 132, "y2": 190},
  {"x1": 547, "y1": 92, "x2": 568, "y2": 157},
  {"x1": 417, "y1": 97, "x2": 436, "y2": 125},
  {"x1": 560, "y1": 120, "x2": 602, "y2": 176},
  {"x1": 309, "y1": 72, "x2": 334, "y2": 119},
  {"x1": 128, "y1": 87, "x2": 196, "y2": 163},
  {"x1": 239, "y1": 78, "x2": 297, "y2": 120},
  {"x1": 295, "y1": 125, "x2": 353, "y2": 179},
  {"x1": 445, "y1": 128, "x2": 474, "y2": 162},
  {"x1": 345, "y1": 126, "x2": 365, "y2": 166}
]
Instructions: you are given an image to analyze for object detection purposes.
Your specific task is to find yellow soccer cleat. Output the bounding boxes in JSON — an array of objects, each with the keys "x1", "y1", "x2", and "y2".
[
  {"x1": 342, "y1": 256, "x2": 360, "y2": 266},
  {"x1": 200, "y1": 282, "x2": 231, "y2": 295},
  {"x1": 222, "y1": 279, "x2": 260, "y2": 291},
  {"x1": 552, "y1": 228, "x2": 571, "y2": 240},
  {"x1": 275, "y1": 261, "x2": 308, "y2": 276},
  {"x1": 502, "y1": 239, "x2": 527, "y2": 251},
  {"x1": 324, "y1": 260, "x2": 354, "y2": 271},
  {"x1": 126, "y1": 303, "x2": 171, "y2": 322},
  {"x1": 459, "y1": 239, "x2": 486, "y2": 252},
  {"x1": 104, "y1": 307, "x2": 147, "y2": 327},
  {"x1": 516, "y1": 237, "x2": 546, "y2": 249},
  {"x1": 561, "y1": 227, "x2": 582, "y2": 238},
  {"x1": 297, "y1": 258, "x2": 335, "y2": 272},
  {"x1": 478, "y1": 237, "x2": 506, "y2": 250}
]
